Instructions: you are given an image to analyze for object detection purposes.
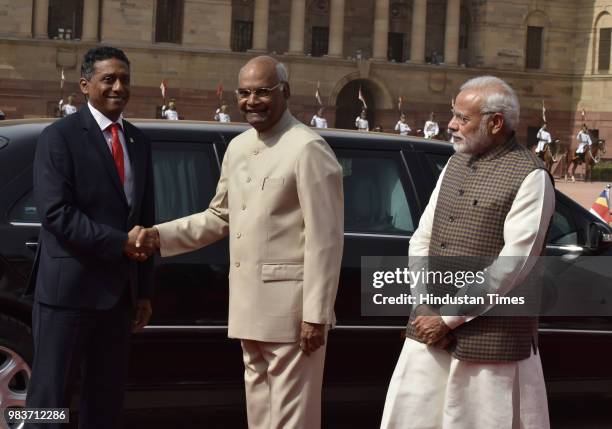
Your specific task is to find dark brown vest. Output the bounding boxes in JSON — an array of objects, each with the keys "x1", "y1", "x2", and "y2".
[{"x1": 406, "y1": 137, "x2": 547, "y2": 362}]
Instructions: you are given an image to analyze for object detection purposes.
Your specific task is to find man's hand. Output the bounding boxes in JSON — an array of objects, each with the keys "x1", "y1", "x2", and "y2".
[
  {"x1": 412, "y1": 315, "x2": 451, "y2": 346},
  {"x1": 132, "y1": 299, "x2": 152, "y2": 332},
  {"x1": 299, "y1": 322, "x2": 326, "y2": 356},
  {"x1": 135, "y1": 227, "x2": 161, "y2": 257},
  {"x1": 124, "y1": 226, "x2": 156, "y2": 261}
]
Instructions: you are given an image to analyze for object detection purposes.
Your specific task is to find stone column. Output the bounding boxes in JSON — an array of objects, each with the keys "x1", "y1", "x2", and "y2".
[
  {"x1": 327, "y1": 0, "x2": 345, "y2": 57},
  {"x1": 81, "y1": 0, "x2": 99, "y2": 41},
  {"x1": 444, "y1": 0, "x2": 461, "y2": 65},
  {"x1": 33, "y1": 0, "x2": 49, "y2": 39},
  {"x1": 372, "y1": 0, "x2": 390, "y2": 60},
  {"x1": 287, "y1": 0, "x2": 306, "y2": 54},
  {"x1": 410, "y1": 0, "x2": 427, "y2": 63},
  {"x1": 252, "y1": 0, "x2": 270, "y2": 51}
]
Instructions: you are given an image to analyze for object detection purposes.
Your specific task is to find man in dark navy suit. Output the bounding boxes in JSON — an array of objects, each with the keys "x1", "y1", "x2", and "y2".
[{"x1": 25, "y1": 46, "x2": 156, "y2": 428}]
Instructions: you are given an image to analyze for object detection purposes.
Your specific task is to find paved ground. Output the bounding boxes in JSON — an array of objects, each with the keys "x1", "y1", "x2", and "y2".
[{"x1": 555, "y1": 178, "x2": 610, "y2": 212}]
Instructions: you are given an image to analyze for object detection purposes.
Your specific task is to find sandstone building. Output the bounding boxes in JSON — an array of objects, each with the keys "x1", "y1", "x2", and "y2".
[{"x1": 1, "y1": 0, "x2": 612, "y2": 148}]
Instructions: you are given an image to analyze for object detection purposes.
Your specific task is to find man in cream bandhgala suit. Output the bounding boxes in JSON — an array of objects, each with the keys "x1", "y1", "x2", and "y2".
[
  {"x1": 381, "y1": 76, "x2": 553, "y2": 429},
  {"x1": 138, "y1": 56, "x2": 343, "y2": 428}
]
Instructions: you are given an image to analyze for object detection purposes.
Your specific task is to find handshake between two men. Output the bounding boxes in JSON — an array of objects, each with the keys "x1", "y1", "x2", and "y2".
[{"x1": 123, "y1": 226, "x2": 161, "y2": 261}]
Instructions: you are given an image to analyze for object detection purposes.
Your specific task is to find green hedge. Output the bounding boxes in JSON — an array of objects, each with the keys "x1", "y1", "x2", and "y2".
[{"x1": 591, "y1": 161, "x2": 612, "y2": 181}]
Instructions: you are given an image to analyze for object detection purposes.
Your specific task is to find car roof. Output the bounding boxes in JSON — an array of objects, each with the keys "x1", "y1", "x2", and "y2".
[{"x1": 0, "y1": 117, "x2": 454, "y2": 153}]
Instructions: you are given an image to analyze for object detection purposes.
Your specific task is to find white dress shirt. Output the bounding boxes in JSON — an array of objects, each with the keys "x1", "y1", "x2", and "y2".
[
  {"x1": 576, "y1": 130, "x2": 592, "y2": 153},
  {"x1": 311, "y1": 115, "x2": 328, "y2": 128},
  {"x1": 535, "y1": 128, "x2": 552, "y2": 153},
  {"x1": 395, "y1": 121, "x2": 412, "y2": 136},
  {"x1": 424, "y1": 120, "x2": 439, "y2": 139},
  {"x1": 87, "y1": 102, "x2": 134, "y2": 207}
]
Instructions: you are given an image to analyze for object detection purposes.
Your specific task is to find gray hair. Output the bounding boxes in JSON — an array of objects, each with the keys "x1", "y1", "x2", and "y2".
[
  {"x1": 460, "y1": 76, "x2": 520, "y2": 132},
  {"x1": 276, "y1": 62, "x2": 288, "y2": 83},
  {"x1": 238, "y1": 58, "x2": 289, "y2": 87}
]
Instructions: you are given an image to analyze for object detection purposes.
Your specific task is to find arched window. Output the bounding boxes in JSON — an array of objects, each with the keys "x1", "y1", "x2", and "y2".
[
  {"x1": 525, "y1": 10, "x2": 548, "y2": 70},
  {"x1": 595, "y1": 12, "x2": 612, "y2": 73}
]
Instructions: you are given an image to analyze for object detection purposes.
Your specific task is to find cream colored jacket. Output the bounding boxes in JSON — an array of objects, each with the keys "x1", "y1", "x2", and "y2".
[{"x1": 156, "y1": 110, "x2": 344, "y2": 342}]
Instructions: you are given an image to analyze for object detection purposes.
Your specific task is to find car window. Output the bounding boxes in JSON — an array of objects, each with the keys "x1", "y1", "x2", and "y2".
[
  {"x1": 152, "y1": 142, "x2": 218, "y2": 223},
  {"x1": 8, "y1": 191, "x2": 39, "y2": 223},
  {"x1": 336, "y1": 150, "x2": 415, "y2": 234},
  {"x1": 548, "y1": 204, "x2": 578, "y2": 245},
  {"x1": 426, "y1": 153, "x2": 450, "y2": 180}
]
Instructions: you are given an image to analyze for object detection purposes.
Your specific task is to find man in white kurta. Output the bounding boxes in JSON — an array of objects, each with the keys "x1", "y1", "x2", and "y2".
[
  {"x1": 381, "y1": 76, "x2": 553, "y2": 429},
  {"x1": 161, "y1": 99, "x2": 179, "y2": 120},
  {"x1": 311, "y1": 108, "x2": 328, "y2": 128},
  {"x1": 535, "y1": 123, "x2": 552, "y2": 154},
  {"x1": 568, "y1": 124, "x2": 593, "y2": 181},
  {"x1": 395, "y1": 114, "x2": 412, "y2": 136},
  {"x1": 214, "y1": 104, "x2": 231, "y2": 122},
  {"x1": 356, "y1": 110, "x2": 369, "y2": 131},
  {"x1": 424, "y1": 113, "x2": 439, "y2": 139}
]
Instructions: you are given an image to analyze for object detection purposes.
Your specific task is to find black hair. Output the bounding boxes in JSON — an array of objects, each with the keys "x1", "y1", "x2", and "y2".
[{"x1": 81, "y1": 46, "x2": 130, "y2": 80}]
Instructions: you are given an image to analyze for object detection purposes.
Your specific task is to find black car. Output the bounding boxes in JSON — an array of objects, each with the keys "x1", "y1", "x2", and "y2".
[{"x1": 1, "y1": 119, "x2": 611, "y2": 427}]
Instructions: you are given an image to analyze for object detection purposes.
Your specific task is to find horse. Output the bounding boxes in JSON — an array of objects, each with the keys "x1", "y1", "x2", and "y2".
[
  {"x1": 536, "y1": 138, "x2": 563, "y2": 173},
  {"x1": 565, "y1": 138, "x2": 607, "y2": 182}
]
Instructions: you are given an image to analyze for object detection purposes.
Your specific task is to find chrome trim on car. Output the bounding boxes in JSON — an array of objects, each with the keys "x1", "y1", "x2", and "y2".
[
  {"x1": 142, "y1": 325, "x2": 405, "y2": 332},
  {"x1": 539, "y1": 328, "x2": 612, "y2": 335},
  {"x1": 546, "y1": 244, "x2": 584, "y2": 252},
  {"x1": 344, "y1": 232, "x2": 411, "y2": 240},
  {"x1": 141, "y1": 326, "x2": 612, "y2": 336},
  {"x1": 142, "y1": 326, "x2": 228, "y2": 332}
]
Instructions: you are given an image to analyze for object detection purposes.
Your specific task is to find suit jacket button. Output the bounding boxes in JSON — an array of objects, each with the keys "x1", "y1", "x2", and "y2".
[
  {"x1": 235, "y1": 262, "x2": 240, "y2": 268},
  {"x1": 236, "y1": 232, "x2": 241, "y2": 238},
  {"x1": 253, "y1": 150, "x2": 259, "y2": 155},
  {"x1": 241, "y1": 204, "x2": 246, "y2": 210},
  {"x1": 246, "y1": 177, "x2": 252, "y2": 183}
]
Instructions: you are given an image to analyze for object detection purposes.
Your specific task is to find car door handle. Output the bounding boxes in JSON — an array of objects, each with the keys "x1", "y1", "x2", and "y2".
[{"x1": 25, "y1": 241, "x2": 38, "y2": 251}]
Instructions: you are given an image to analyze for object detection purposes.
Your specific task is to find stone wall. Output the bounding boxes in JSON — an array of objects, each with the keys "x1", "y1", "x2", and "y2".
[{"x1": 2, "y1": 0, "x2": 612, "y2": 153}]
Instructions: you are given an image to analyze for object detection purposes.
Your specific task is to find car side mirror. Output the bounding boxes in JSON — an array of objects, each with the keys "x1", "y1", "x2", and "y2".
[{"x1": 588, "y1": 222, "x2": 612, "y2": 249}]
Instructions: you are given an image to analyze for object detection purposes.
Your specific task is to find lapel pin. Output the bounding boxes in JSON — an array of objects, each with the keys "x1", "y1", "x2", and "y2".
[{"x1": 129, "y1": 137, "x2": 134, "y2": 143}]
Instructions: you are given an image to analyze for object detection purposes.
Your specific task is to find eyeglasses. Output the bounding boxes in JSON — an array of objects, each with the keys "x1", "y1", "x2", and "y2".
[
  {"x1": 235, "y1": 83, "x2": 283, "y2": 100},
  {"x1": 450, "y1": 109, "x2": 499, "y2": 125}
]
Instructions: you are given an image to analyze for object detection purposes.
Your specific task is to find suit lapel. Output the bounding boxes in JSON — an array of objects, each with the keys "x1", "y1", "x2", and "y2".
[{"x1": 81, "y1": 108, "x2": 129, "y2": 208}]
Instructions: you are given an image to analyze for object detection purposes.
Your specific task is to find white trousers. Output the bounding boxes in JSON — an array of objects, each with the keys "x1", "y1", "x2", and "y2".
[
  {"x1": 381, "y1": 338, "x2": 550, "y2": 429},
  {"x1": 241, "y1": 339, "x2": 327, "y2": 429}
]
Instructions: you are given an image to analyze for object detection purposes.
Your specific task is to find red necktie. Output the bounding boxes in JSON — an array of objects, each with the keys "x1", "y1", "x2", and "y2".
[{"x1": 109, "y1": 123, "x2": 125, "y2": 185}]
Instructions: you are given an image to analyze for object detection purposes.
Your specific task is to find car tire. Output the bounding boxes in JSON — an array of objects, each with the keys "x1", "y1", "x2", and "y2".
[{"x1": 0, "y1": 313, "x2": 33, "y2": 412}]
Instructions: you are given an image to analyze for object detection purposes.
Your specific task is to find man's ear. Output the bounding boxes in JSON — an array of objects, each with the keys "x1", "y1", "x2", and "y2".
[
  {"x1": 79, "y1": 77, "x2": 89, "y2": 97},
  {"x1": 282, "y1": 82, "x2": 291, "y2": 99},
  {"x1": 490, "y1": 113, "x2": 505, "y2": 135}
]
